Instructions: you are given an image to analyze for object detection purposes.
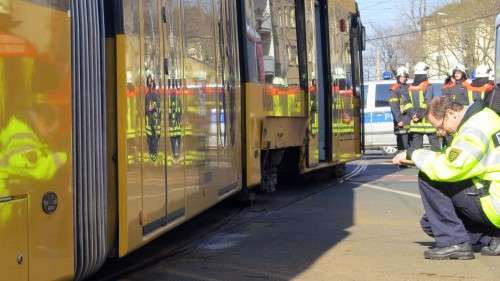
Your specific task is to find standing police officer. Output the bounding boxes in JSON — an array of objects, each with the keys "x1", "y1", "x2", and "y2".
[
  {"x1": 389, "y1": 66, "x2": 411, "y2": 151},
  {"x1": 393, "y1": 96, "x2": 500, "y2": 259}
]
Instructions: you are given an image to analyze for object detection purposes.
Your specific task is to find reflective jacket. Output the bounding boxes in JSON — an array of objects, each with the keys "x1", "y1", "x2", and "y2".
[
  {"x1": 388, "y1": 82, "x2": 410, "y2": 134},
  {"x1": 443, "y1": 80, "x2": 469, "y2": 106},
  {"x1": 333, "y1": 86, "x2": 355, "y2": 135},
  {"x1": 402, "y1": 80, "x2": 436, "y2": 134},
  {"x1": 411, "y1": 102, "x2": 500, "y2": 227},
  {"x1": 464, "y1": 82, "x2": 494, "y2": 104},
  {"x1": 0, "y1": 117, "x2": 66, "y2": 223},
  {"x1": 145, "y1": 90, "x2": 161, "y2": 137}
]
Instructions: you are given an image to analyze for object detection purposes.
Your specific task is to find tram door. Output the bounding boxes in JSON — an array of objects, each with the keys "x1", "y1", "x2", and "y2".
[
  {"x1": 141, "y1": 0, "x2": 168, "y2": 231},
  {"x1": 315, "y1": 2, "x2": 328, "y2": 161},
  {"x1": 306, "y1": 0, "x2": 329, "y2": 166},
  {"x1": 161, "y1": 0, "x2": 186, "y2": 227}
]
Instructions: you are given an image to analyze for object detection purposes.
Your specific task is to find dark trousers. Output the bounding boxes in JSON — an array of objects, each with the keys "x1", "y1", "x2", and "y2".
[
  {"x1": 442, "y1": 135, "x2": 453, "y2": 148},
  {"x1": 410, "y1": 133, "x2": 441, "y2": 151},
  {"x1": 418, "y1": 173, "x2": 500, "y2": 247},
  {"x1": 396, "y1": 134, "x2": 410, "y2": 151}
]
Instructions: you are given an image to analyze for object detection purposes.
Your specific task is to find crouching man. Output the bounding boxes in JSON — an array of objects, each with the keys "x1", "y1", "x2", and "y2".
[{"x1": 393, "y1": 96, "x2": 500, "y2": 260}]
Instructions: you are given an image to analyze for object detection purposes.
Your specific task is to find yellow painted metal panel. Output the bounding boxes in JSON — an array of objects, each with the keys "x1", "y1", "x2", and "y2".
[
  {"x1": 245, "y1": 82, "x2": 265, "y2": 187},
  {"x1": 116, "y1": 32, "x2": 144, "y2": 256},
  {"x1": 261, "y1": 117, "x2": 308, "y2": 149},
  {"x1": 105, "y1": 38, "x2": 119, "y2": 255},
  {"x1": 0, "y1": 197, "x2": 28, "y2": 281},
  {"x1": 0, "y1": 1, "x2": 74, "y2": 280},
  {"x1": 332, "y1": 0, "x2": 356, "y2": 13}
]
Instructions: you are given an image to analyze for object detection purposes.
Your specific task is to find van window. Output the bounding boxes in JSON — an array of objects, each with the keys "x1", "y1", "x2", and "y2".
[
  {"x1": 431, "y1": 83, "x2": 443, "y2": 97},
  {"x1": 375, "y1": 84, "x2": 391, "y2": 107},
  {"x1": 363, "y1": 84, "x2": 368, "y2": 105}
]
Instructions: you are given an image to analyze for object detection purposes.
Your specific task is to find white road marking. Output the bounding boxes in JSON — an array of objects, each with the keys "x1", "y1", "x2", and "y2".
[
  {"x1": 340, "y1": 161, "x2": 367, "y2": 182},
  {"x1": 344, "y1": 163, "x2": 367, "y2": 181},
  {"x1": 342, "y1": 162, "x2": 364, "y2": 179},
  {"x1": 353, "y1": 182, "x2": 421, "y2": 199}
]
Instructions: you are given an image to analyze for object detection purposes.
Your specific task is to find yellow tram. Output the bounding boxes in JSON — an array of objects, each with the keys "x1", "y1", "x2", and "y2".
[{"x1": 0, "y1": 0, "x2": 365, "y2": 280}]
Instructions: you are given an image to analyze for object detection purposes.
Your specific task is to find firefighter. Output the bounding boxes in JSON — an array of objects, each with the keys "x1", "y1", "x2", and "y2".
[
  {"x1": 333, "y1": 67, "x2": 354, "y2": 136},
  {"x1": 442, "y1": 67, "x2": 455, "y2": 97},
  {"x1": 168, "y1": 78, "x2": 182, "y2": 160},
  {"x1": 442, "y1": 64, "x2": 469, "y2": 106},
  {"x1": 309, "y1": 75, "x2": 319, "y2": 136},
  {"x1": 393, "y1": 96, "x2": 500, "y2": 259},
  {"x1": 145, "y1": 73, "x2": 161, "y2": 161},
  {"x1": 389, "y1": 66, "x2": 411, "y2": 151},
  {"x1": 402, "y1": 62, "x2": 440, "y2": 151},
  {"x1": 464, "y1": 64, "x2": 494, "y2": 103}
]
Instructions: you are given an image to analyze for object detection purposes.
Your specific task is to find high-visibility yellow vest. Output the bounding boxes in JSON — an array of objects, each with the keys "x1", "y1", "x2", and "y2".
[
  {"x1": 0, "y1": 117, "x2": 67, "y2": 224},
  {"x1": 412, "y1": 105, "x2": 500, "y2": 226}
]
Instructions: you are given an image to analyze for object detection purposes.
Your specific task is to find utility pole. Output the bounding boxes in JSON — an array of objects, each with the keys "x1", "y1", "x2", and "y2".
[{"x1": 375, "y1": 48, "x2": 381, "y2": 80}]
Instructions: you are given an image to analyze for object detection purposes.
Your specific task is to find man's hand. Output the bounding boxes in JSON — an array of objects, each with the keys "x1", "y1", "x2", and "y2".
[
  {"x1": 392, "y1": 151, "x2": 408, "y2": 165},
  {"x1": 397, "y1": 121, "x2": 404, "y2": 127}
]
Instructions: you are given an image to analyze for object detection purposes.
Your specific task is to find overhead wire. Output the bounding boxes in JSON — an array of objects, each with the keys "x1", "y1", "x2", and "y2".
[{"x1": 366, "y1": 12, "x2": 497, "y2": 42}]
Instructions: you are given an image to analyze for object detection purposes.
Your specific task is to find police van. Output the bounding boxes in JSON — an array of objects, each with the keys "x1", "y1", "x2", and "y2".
[{"x1": 363, "y1": 79, "x2": 444, "y2": 154}]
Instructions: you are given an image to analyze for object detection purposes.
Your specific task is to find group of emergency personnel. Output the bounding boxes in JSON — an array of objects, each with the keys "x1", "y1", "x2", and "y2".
[
  {"x1": 389, "y1": 62, "x2": 495, "y2": 154},
  {"x1": 391, "y1": 61, "x2": 500, "y2": 260}
]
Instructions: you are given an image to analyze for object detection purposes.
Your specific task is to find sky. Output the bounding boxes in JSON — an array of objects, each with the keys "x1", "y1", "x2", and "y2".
[
  {"x1": 356, "y1": 0, "x2": 447, "y2": 80},
  {"x1": 357, "y1": 0, "x2": 444, "y2": 38}
]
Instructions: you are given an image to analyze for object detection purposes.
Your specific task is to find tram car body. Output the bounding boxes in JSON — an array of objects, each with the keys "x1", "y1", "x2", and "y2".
[{"x1": 0, "y1": 0, "x2": 364, "y2": 280}]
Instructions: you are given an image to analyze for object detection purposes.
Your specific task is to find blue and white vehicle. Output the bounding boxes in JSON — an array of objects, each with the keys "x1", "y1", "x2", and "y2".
[{"x1": 363, "y1": 79, "x2": 444, "y2": 154}]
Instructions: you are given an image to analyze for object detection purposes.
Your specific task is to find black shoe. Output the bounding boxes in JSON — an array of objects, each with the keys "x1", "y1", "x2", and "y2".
[
  {"x1": 481, "y1": 237, "x2": 500, "y2": 256},
  {"x1": 424, "y1": 242, "x2": 474, "y2": 260}
]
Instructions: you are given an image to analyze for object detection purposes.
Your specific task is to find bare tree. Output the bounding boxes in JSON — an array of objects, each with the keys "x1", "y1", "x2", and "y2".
[
  {"x1": 364, "y1": 0, "x2": 498, "y2": 81},
  {"x1": 422, "y1": 0, "x2": 498, "y2": 77}
]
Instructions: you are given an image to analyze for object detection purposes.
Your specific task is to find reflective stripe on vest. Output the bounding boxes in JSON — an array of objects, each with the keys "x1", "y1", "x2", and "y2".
[
  {"x1": 460, "y1": 108, "x2": 500, "y2": 226},
  {"x1": 408, "y1": 89, "x2": 427, "y2": 109}
]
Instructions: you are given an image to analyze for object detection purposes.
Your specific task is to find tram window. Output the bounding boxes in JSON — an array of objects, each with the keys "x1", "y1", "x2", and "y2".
[
  {"x1": 244, "y1": 0, "x2": 300, "y2": 86},
  {"x1": 244, "y1": 0, "x2": 303, "y2": 116},
  {"x1": 123, "y1": 0, "x2": 140, "y2": 35},
  {"x1": 143, "y1": 0, "x2": 161, "y2": 85},
  {"x1": 374, "y1": 84, "x2": 391, "y2": 107},
  {"x1": 26, "y1": 0, "x2": 69, "y2": 11},
  {"x1": 184, "y1": 0, "x2": 216, "y2": 75},
  {"x1": 363, "y1": 84, "x2": 368, "y2": 106}
]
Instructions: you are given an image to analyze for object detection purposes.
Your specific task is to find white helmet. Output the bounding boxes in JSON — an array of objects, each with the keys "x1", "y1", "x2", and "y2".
[
  {"x1": 333, "y1": 67, "x2": 346, "y2": 79},
  {"x1": 451, "y1": 64, "x2": 466, "y2": 74},
  {"x1": 489, "y1": 70, "x2": 495, "y2": 81},
  {"x1": 272, "y1": 76, "x2": 286, "y2": 86},
  {"x1": 396, "y1": 66, "x2": 409, "y2": 77},
  {"x1": 475, "y1": 64, "x2": 491, "y2": 78},
  {"x1": 448, "y1": 67, "x2": 455, "y2": 77},
  {"x1": 414, "y1": 62, "x2": 429, "y2": 75}
]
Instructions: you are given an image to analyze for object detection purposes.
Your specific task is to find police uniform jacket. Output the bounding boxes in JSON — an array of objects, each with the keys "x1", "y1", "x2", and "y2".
[{"x1": 408, "y1": 101, "x2": 500, "y2": 227}]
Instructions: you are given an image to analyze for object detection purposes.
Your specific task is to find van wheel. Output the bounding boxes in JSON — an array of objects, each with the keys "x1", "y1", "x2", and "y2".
[{"x1": 381, "y1": 146, "x2": 398, "y2": 155}]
